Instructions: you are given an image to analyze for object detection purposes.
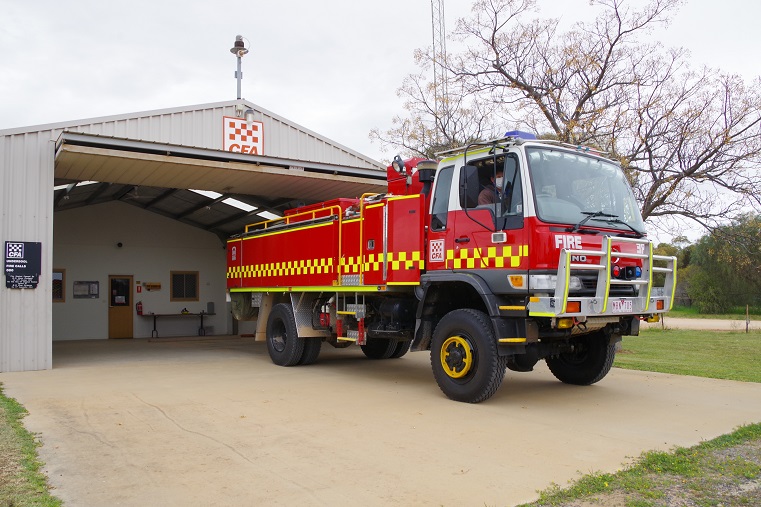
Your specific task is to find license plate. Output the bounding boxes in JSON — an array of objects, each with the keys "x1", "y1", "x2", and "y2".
[{"x1": 612, "y1": 299, "x2": 633, "y2": 313}]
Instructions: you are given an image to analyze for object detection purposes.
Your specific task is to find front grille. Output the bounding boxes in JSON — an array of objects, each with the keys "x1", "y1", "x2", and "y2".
[{"x1": 573, "y1": 272, "x2": 637, "y2": 297}]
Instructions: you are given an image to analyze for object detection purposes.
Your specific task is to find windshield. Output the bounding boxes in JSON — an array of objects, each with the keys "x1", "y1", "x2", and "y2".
[{"x1": 526, "y1": 147, "x2": 645, "y2": 233}]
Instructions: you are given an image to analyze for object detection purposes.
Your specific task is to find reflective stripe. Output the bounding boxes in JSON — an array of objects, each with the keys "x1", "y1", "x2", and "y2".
[
  {"x1": 229, "y1": 286, "x2": 389, "y2": 293},
  {"x1": 363, "y1": 251, "x2": 424, "y2": 272},
  {"x1": 446, "y1": 245, "x2": 529, "y2": 269},
  {"x1": 227, "y1": 257, "x2": 335, "y2": 278}
]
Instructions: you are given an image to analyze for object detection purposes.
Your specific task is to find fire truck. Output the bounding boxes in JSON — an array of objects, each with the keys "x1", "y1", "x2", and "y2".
[{"x1": 226, "y1": 132, "x2": 676, "y2": 403}]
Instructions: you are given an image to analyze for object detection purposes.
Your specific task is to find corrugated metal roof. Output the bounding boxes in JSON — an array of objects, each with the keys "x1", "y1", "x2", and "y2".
[{"x1": 1, "y1": 99, "x2": 385, "y2": 171}]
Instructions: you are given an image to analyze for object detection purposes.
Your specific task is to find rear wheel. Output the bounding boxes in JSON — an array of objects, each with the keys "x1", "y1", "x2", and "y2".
[
  {"x1": 545, "y1": 332, "x2": 616, "y2": 385},
  {"x1": 298, "y1": 338, "x2": 322, "y2": 365},
  {"x1": 266, "y1": 303, "x2": 304, "y2": 366},
  {"x1": 430, "y1": 309, "x2": 507, "y2": 403},
  {"x1": 390, "y1": 340, "x2": 410, "y2": 359},
  {"x1": 361, "y1": 338, "x2": 399, "y2": 359}
]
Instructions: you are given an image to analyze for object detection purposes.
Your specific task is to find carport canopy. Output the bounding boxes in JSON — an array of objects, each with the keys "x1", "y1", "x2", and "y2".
[{"x1": 54, "y1": 132, "x2": 388, "y2": 242}]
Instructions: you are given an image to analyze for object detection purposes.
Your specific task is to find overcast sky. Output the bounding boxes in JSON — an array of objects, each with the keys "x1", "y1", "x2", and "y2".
[
  {"x1": 2, "y1": 0, "x2": 759, "y2": 162},
  {"x1": 1, "y1": 0, "x2": 758, "y2": 240}
]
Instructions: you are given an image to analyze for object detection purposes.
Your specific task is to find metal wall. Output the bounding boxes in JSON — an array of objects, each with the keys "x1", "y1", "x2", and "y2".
[{"x1": 0, "y1": 130, "x2": 55, "y2": 372}]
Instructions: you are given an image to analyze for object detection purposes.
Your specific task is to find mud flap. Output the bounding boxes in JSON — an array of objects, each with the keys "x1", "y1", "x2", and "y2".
[{"x1": 492, "y1": 317, "x2": 539, "y2": 356}]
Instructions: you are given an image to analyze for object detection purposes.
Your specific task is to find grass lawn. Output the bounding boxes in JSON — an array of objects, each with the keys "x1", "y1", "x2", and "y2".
[
  {"x1": 0, "y1": 386, "x2": 62, "y2": 506},
  {"x1": 616, "y1": 328, "x2": 761, "y2": 382},
  {"x1": 519, "y1": 423, "x2": 761, "y2": 507}
]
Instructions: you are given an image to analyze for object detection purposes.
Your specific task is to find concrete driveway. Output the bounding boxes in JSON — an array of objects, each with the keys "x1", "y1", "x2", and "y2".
[{"x1": 2, "y1": 337, "x2": 760, "y2": 506}]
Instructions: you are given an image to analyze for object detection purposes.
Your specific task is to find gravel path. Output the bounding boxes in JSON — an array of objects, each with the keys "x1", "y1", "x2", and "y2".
[{"x1": 642, "y1": 316, "x2": 760, "y2": 331}]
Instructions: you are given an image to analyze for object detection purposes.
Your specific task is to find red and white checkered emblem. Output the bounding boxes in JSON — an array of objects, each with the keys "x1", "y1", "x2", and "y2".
[
  {"x1": 429, "y1": 240, "x2": 445, "y2": 262},
  {"x1": 223, "y1": 116, "x2": 264, "y2": 155}
]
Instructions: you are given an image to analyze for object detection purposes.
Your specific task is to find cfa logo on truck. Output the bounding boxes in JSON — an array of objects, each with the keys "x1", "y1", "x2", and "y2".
[{"x1": 223, "y1": 116, "x2": 264, "y2": 155}]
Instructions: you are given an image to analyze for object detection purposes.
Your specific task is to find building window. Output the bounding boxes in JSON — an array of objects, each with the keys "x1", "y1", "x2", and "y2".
[
  {"x1": 52, "y1": 269, "x2": 65, "y2": 302},
  {"x1": 170, "y1": 271, "x2": 199, "y2": 301}
]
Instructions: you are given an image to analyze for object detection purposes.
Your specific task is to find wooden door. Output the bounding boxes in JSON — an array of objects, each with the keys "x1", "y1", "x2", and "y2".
[{"x1": 108, "y1": 275, "x2": 133, "y2": 339}]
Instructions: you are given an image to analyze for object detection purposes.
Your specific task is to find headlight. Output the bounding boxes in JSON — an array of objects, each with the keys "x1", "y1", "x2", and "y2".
[{"x1": 529, "y1": 274, "x2": 583, "y2": 290}]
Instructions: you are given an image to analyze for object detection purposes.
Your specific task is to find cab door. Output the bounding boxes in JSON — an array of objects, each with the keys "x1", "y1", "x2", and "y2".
[
  {"x1": 425, "y1": 164, "x2": 456, "y2": 272},
  {"x1": 453, "y1": 153, "x2": 529, "y2": 274}
]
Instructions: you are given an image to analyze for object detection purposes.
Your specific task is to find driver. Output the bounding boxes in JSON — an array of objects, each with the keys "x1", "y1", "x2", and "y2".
[{"x1": 478, "y1": 169, "x2": 503, "y2": 205}]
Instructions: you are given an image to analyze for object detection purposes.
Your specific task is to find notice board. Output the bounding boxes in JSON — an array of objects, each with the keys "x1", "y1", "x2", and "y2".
[{"x1": 4, "y1": 241, "x2": 42, "y2": 289}]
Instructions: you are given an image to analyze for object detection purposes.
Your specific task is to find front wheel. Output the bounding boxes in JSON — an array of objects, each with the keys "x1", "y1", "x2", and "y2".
[
  {"x1": 545, "y1": 332, "x2": 616, "y2": 385},
  {"x1": 430, "y1": 309, "x2": 507, "y2": 403}
]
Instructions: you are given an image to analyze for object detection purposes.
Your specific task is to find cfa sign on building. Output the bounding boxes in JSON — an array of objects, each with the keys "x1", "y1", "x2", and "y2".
[{"x1": 223, "y1": 116, "x2": 264, "y2": 155}]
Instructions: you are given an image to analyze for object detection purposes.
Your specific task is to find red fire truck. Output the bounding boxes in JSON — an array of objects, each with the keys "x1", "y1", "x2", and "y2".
[{"x1": 226, "y1": 132, "x2": 676, "y2": 403}]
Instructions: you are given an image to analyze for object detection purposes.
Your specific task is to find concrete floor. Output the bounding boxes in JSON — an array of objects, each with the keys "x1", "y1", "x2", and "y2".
[{"x1": 2, "y1": 336, "x2": 761, "y2": 506}]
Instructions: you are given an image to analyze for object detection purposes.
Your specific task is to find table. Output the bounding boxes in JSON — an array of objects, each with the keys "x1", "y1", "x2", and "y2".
[{"x1": 141, "y1": 312, "x2": 215, "y2": 338}]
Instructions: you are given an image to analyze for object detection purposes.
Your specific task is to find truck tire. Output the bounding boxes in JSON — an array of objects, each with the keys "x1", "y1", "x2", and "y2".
[
  {"x1": 266, "y1": 303, "x2": 305, "y2": 367},
  {"x1": 390, "y1": 340, "x2": 410, "y2": 359},
  {"x1": 430, "y1": 309, "x2": 507, "y2": 403},
  {"x1": 545, "y1": 332, "x2": 616, "y2": 385},
  {"x1": 298, "y1": 338, "x2": 322, "y2": 365},
  {"x1": 361, "y1": 338, "x2": 398, "y2": 359}
]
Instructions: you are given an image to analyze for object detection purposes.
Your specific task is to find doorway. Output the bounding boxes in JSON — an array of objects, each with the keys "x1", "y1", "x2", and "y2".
[{"x1": 108, "y1": 275, "x2": 133, "y2": 339}]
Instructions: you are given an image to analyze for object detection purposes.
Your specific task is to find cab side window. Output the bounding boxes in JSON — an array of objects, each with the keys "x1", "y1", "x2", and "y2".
[
  {"x1": 502, "y1": 154, "x2": 523, "y2": 216},
  {"x1": 430, "y1": 165, "x2": 454, "y2": 230}
]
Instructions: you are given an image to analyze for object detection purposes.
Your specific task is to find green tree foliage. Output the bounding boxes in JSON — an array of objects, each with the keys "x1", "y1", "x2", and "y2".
[
  {"x1": 687, "y1": 214, "x2": 761, "y2": 312},
  {"x1": 653, "y1": 239, "x2": 691, "y2": 297}
]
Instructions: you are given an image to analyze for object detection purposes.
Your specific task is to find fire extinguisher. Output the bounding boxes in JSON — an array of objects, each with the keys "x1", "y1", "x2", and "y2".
[{"x1": 136, "y1": 301, "x2": 143, "y2": 315}]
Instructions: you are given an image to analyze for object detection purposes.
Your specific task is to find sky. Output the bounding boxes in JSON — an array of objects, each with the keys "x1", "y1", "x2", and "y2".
[{"x1": 1, "y1": 0, "x2": 759, "y2": 240}]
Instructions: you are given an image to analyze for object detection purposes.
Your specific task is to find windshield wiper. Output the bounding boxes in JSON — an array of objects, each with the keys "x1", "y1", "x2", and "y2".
[
  {"x1": 605, "y1": 218, "x2": 645, "y2": 238},
  {"x1": 569, "y1": 211, "x2": 618, "y2": 233}
]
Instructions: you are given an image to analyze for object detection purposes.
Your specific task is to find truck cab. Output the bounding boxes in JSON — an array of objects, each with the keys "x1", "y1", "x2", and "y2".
[{"x1": 410, "y1": 133, "x2": 675, "y2": 401}]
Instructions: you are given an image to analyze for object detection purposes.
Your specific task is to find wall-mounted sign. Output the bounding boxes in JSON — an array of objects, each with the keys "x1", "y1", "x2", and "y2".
[
  {"x1": 4, "y1": 241, "x2": 41, "y2": 289},
  {"x1": 223, "y1": 116, "x2": 264, "y2": 155},
  {"x1": 73, "y1": 281, "x2": 99, "y2": 299},
  {"x1": 144, "y1": 282, "x2": 161, "y2": 291}
]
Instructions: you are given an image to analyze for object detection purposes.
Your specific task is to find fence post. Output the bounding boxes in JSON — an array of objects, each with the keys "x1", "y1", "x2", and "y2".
[{"x1": 747, "y1": 305, "x2": 750, "y2": 334}]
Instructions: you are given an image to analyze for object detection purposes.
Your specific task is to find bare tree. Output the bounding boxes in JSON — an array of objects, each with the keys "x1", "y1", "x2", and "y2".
[
  {"x1": 450, "y1": 0, "x2": 681, "y2": 144},
  {"x1": 374, "y1": 0, "x2": 761, "y2": 230},
  {"x1": 621, "y1": 71, "x2": 761, "y2": 226},
  {"x1": 370, "y1": 52, "x2": 505, "y2": 159}
]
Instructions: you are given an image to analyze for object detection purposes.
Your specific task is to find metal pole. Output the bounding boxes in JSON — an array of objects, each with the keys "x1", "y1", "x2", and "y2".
[
  {"x1": 235, "y1": 55, "x2": 242, "y2": 100},
  {"x1": 230, "y1": 35, "x2": 248, "y2": 101}
]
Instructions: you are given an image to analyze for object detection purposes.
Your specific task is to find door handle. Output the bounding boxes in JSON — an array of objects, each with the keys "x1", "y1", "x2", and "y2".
[{"x1": 455, "y1": 237, "x2": 471, "y2": 244}]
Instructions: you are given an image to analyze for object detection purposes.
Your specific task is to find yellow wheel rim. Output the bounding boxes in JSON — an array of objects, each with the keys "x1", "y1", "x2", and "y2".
[{"x1": 440, "y1": 335, "x2": 473, "y2": 379}]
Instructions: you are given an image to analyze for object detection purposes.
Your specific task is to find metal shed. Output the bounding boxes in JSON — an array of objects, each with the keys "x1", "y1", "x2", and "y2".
[{"x1": 0, "y1": 100, "x2": 388, "y2": 372}]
